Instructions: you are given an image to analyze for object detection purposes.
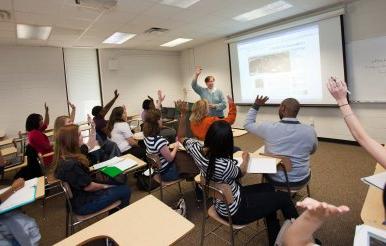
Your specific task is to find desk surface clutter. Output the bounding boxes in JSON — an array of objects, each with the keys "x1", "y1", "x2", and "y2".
[{"x1": 54, "y1": 195, "x2": 194, "y2": 246}]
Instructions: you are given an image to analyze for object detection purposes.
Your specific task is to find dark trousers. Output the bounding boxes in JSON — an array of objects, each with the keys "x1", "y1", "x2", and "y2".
[
  {"x1": 76, "y1": 185, "x2": 131, "y2": 215},
  {"x1": 230, "y1": 183, "x2": 298, "y2": 246},
  {"x1": 122, "y1": 146, "x2": 147, "y2": 161}
]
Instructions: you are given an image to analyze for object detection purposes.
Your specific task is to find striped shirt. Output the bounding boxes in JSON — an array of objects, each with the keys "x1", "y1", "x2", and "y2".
[
  {"x1": 144, "y1": 136, "x2": 170, "y2": 173},
  {"x1": 183, "y1": 138, "x2": 241, "y2": 216}
]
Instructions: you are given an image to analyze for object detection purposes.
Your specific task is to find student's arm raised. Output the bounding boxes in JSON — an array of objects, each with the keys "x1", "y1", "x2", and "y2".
[
  {"x1": 327, "y1": 77, "x2": 386, "y2": 168},
  {"x1": 100, "y1": 90, "x2": 119, "y2": 117}
]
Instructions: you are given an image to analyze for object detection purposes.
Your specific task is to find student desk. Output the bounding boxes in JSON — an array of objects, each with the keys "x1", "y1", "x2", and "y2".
[
  {"x1": 0, "y1": 138, "x2": 13, "y2": 147},
  {"x1": 233, "y1": 150, "x2": 281, "y2": 165},
  {"x1": 361, "y1": 164, "x2": 386, "y2": 230},
  {"x1": 54, "y1": 195, "x2": 194, "y2": 246},
  {"x1": 89, "y1": 153, "x2": 147, "y2": 174},
  {"x1": 35, "y1": 176, "x2": 45, "y2": 199},
  {"x1": 0, "y1": 146, "x2": 17, "y2": 157},
  {"x1": 232, "y1": 128, "x2": 248, "y2": 137}
]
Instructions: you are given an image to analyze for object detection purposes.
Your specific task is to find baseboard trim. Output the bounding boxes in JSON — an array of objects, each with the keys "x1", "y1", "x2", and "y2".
[{"x1": 318, "y1": 137, "x2": 359, "y2": 146}]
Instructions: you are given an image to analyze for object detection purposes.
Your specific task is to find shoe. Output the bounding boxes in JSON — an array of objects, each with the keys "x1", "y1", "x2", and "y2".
[{"x1": 175, "y1": 198, "x2": 186, "y2": 217}]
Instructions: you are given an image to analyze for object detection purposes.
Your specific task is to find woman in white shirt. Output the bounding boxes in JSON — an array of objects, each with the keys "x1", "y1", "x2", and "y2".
[{"x1": 107, "y1": 106, "x2": 146, "y2": 160}]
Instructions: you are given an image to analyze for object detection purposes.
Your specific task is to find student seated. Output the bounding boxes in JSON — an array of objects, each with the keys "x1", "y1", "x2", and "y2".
[
  {"x1": 176, "y1": 101, "x2": 298, "y2": 245},
  {"x1": 54, "y1": 112, "x2": 102, "y2": 164},
  {"x1": 190, "y1": 96, "x2": 236, "y2": 141},
  {"x1": 107, "y1": 106, "x2": 146, "y2": 160},
  {"x1": 282, "y1": 198, "x2": 349, "y2": 246},
  {"x1": 26, "y1": 103, "x2": 53, "y2": 166},
  {"x1": 143, "y1": 109, "x2": 180, "y2": 182},
  {"x1": 92, "y1": 90, "x2": 119, "y2": 143},
  {"x1": 54, "y1": 125, "x2": 130, "y2": 215},
  {"x1": 244, "y1": 96, "x2": 317, "y2": 187},
  {"x1": 141, "y1": 90, "x2": 176, "y2": 143},
  {"x1": 0, "y1": 178, "x2": 41, "y2": 246}
]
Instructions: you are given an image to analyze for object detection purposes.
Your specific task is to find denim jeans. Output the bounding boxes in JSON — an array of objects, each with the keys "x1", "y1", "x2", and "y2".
[
  {"x1": 76, "y1": 185, "x2": 131, "y2": 215},
  {"x1": 161, "y1": 164, "x2": 180, "y2": 182}
]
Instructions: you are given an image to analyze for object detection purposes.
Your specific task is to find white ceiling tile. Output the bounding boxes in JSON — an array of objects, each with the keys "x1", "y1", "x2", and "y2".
[
  {"x1": 115, "y1": 0, "x2": 156, "y2": 14},
  {"x1": 13, "y1": 0, "x2": 62, "y2": 15},
  {"x1": 60, "y1": 3, "x2": 103, "y2": 21},
  {"x1": 55, "y1": 18, "x2": 91, "y2": 30},
  {"x1": 0, "y1": 0, "x2": 12, "y2": 10},
  {"x1": 15, "y1": 11, "x2": 56, "y2": 26},
  {"x1": 0, "y1": 30, "x2": 15, "y2": 38},
  {"x1": 0, "y1": 22, "x2": 15, "y2": 31}
]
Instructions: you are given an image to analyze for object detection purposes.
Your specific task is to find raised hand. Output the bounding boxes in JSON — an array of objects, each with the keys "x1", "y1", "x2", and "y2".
[
  {"x1": 175, "y1": 100, "x2": 188, "y2": 114},
  {"x1": 68, "y1": 101, "x2": 76, "y2": 110},
  {"x1": 87, "y1": 114, "x2": 95, "y2": 127},
  {"x1": 254, "y1": 95, "x2": 269, "y2": 106},
  {"x1": 157, "y1": 90, "x2": 166, "y2": 103},
  {"x1": 327, "y1": 77, "x2": 348, "y2": 104},
  {"x1": 114, "y1": 89, "x2": 119, "y2": 99},
  {"x1": 44, "y1": 102, "x2": 49, "y2": 112},
  {"x1": 194, "y1": 66, "x2": 202, "y2": 76},
  {"x1": 227, "y1": 95, "x2": 234, "y2": 104}
]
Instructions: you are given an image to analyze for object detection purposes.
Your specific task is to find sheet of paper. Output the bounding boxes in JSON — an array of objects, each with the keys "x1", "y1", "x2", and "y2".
[
  {"x1": 93, "y1": 156, "x2": 124, "y2": 170},
  {"x1": 0, "y1": 177, "x2": 37, "y2": 214},
  {"x1": 354, "y1": 224, "x2": 386, "y2": 246},
  {"x1": 114, "y1": 159, "x2": 137, "y2": 171},
  {"x1": 133, "y1": 132, "x2": 144, "y2": 140},
  {"x1": 235, "y1": 157, "x2": 277, "y2": 174},
  {"x1": 361, "y1": 171, "x2": 386, "y2": 190}
]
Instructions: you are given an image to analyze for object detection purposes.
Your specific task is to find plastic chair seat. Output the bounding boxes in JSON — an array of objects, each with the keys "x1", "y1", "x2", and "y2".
[
  {"x1": 207, "y1": 205, "x2": 247, "y2": 230},
  {"x1": 74, "y1": 201, "x2": 121, "y2": 222},
  {"x1": 153, "y1": 174, "x2": 184, "y2": 188}
]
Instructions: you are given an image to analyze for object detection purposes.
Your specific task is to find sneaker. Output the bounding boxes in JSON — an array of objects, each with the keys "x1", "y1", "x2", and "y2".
[{"x1": 175, "y1": 198, "x2": 186, "y2": 217}]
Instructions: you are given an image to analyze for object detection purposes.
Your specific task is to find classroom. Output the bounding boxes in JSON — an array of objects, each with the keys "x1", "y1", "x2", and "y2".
[{"x1": 0, "y1": 0, "x2": 385, "y2": 245}]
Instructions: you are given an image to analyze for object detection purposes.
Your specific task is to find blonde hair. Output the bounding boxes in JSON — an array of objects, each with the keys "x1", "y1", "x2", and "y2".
[
  {"x1": 190, "y1": 100, "x2": 209, "y2": 123},
  {"x1": 54, "y1": 124, "x2": 89, "y2": 170},
  {"x1": 54, "y1": 116, "x2": 70, "y2": 140}
]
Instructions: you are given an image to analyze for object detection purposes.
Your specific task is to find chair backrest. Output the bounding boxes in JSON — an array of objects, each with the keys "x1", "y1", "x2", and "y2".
[
  {"x1": 60, "y1": 181, "x2": 75, "y2": 216},
  {"x1": 146, "y1": 153, "x2": 161, "y2": 170},
  {"x1": 37, "y1": 152, "x2": 54, "y2": 176},
  {"x1": 199, "y1": 175, "x2": 234, "y2": 205}
]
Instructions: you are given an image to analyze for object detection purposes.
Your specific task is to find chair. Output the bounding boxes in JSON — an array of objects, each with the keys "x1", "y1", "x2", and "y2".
[
  {"x1": 37, "y1": 152, "x2": 63, "y2": 218},
  {"x1": 260, "y1": 153, "x2": 311, "y2": 198},
  {"x1": 128, "y1": 119, "x2": 142, "y2": 132},
  {"x1": 60, "y1": 182, "x2": 121, "y2": 236},
  {"x1": 77, "y1": 236, "x2": 119, "y2": 246},
  {"x1": 195, "y1": 175, "x2": 265, "y2": 246},
  {"x1": 146, "y1": 153, "x2": 184, "y2": 202}
]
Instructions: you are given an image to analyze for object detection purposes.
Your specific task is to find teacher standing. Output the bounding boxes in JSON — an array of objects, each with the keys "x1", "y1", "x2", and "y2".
[{"x1": 191, "y1": 66, "x2": 226, "y2": 117}]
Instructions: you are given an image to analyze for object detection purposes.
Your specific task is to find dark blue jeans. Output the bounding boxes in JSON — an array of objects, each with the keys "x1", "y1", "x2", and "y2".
[
  {"x1": 76, "y1": 185, "x2": 131, "y2": 215},
  {"x1": 161, "y1": 164, "x2": 180, "y2": 182}
]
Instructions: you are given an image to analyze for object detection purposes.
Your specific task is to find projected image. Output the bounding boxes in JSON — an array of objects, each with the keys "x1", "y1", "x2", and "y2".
[
  {"x1": 248, "y1": 52, "x2": 291, "y2": 75},
  {"x1": 235, "y1": 24, "x2": 323, "y2": 104}
]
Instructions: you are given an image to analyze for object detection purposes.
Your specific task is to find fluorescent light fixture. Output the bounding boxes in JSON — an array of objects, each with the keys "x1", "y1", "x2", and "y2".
[
  {"x1": 233, "y1": 0, "x2": 292, "y2": 22},
  {"x1": 103, "y1": 32, "x2": 136, "y2": 44},
  {"x1": 16, "y1": 24, "x2": 52, "y2": 40},
  {"x1": 160, "y1": 0, "x2": 200, "y2": 8},
  {"x1": 161, "y1": 38, "x2": 192, "y2": 47}
]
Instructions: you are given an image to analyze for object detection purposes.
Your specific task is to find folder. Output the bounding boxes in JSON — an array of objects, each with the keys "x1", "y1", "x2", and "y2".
[{"x1": 101, "y1": 166, "x2": 123, "y2": 178}]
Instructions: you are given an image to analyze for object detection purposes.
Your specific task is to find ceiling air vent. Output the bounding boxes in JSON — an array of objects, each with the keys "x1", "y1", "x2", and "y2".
[
  {"x1": 0, "y1": 10, "x2": 11, "y2": 21},
  {"x1": 74, "y1": 0, "x2": 118, "y2": 9},
  {"x1": 144, "y1": 27, "x2": 169, "y2": 35}
]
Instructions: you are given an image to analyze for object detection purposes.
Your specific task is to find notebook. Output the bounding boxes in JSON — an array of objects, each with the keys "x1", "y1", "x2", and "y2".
[
  {"x1": 93, "y1": 156, "x2": 124, "y2": 170},
  {"x1": 354, "y1": 224, "x2": 386, "y2": 246},
  {"x1": 361, "y1": 171, "x2": 386, "y2": 190},
  {"x1": 235, "y1": 157, "x2": 277, "y2": 174},
  {"x1": 0, "y1": 178, "x2": 38, "y2": 214},
  {"x1": 100, "y1": 159, "x2": 138, "y2": 178}
]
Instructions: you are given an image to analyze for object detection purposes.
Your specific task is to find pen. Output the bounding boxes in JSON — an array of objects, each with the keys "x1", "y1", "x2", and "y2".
[{"x1": 331, "y1": 76, "x2": 351, "y2": 95}]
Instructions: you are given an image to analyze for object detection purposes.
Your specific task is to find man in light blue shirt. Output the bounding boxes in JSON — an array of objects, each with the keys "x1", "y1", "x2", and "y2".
[
  {"x1": 191, "y1": 66, "x2": 226, "y2": 117},
  {"x1": 244, "y1": 95, "x2": 318, "y2": 186}
]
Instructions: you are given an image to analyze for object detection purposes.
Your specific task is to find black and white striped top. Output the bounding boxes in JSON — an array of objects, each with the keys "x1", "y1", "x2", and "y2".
[
  {"x1": 144, "y1": 135, "x2": 170, "y2": 173},
  {"x1": 183, "y1": 138, "x2": 241, "y2": 216}
]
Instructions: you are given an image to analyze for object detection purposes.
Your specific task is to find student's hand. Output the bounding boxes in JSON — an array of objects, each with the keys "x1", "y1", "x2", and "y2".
[
  {"x1": 11, "y1": 178, "x2": 25, "y2": 192},
  {"x1": 227, "y1": 95, "x2": 234, "y2": 104},
  {"x1": 147, "y1": 95, "x2": 154, "y2": 101},
  {"x1": 254, "y1": 95, "x2": 269, "y2": 106},
  {"x1": 242, "y1": 151, "x2": 250, "y2": 164},
  {"x1": 114, "y1": 89, "x2": 119, "y2": 99},
  {"x1": 157, "y1": 90, "x2": 165, "y2": 103},
  {"x1": 87, "y1": 114, "x2": 95, "y2": 127},
  {"x1": 68, "y1": 101, "x2": 76, "y2": 110},
  {"x1": 44, "y1": 103, "x2": 49, "y2": 112},
  {"x1": 327, "y1": 77, "x2": 348, "y2": 105},
  {"x1": 297, "y1": 198, "x2": 350, "y2": 221},
  {"x1": 174, "y1": 141, "x2": 180, "y2": 150},
  {"x1": 208, "y1": 104, "x2": 216, "y2": 109},
  {"x1": 175, "y1": 100, "x2": 188, "y2": 115},
  {"x1": 194, "y1": 66, "x2": 202, "y2": 76}
]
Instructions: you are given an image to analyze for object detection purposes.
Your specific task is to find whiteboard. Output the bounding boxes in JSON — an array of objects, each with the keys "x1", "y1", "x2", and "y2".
[{"x1": 347, "y1": 35, "x2": 386, "y2": 102}]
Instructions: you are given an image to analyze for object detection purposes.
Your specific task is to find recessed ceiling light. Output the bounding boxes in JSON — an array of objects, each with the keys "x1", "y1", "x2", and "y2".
[
  {"x1": 103, "y1": 32, "x2": 136, "y2": 44},
  {"x1": 16, "y1": 24, "x2": 52, "y2": 40},
  {"x1": 161, "y1": 38, "x2": 192, "y2": 47},
  {"x1": 160, "y1": 0, "x2": 200, "y2": 9},
  {"x1": 233, "y1": 0, "x2": 293, "y2": 22}
]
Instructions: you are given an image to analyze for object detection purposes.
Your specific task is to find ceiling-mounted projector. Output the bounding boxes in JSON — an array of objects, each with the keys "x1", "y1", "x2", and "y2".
[{"x1": 74, "y1": 0, "x2": 118, "y2": 9}]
